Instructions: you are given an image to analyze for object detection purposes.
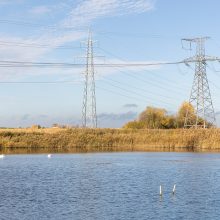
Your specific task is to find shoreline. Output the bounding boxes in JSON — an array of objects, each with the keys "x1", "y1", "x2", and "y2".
[{"x1": 1, "y1": 149, "x2": 220, "y2": 155}]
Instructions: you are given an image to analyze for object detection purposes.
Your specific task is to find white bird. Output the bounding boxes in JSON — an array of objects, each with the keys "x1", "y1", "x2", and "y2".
[
  {"x1": 47, "y1": 154, "x2": 52, "y2": 158},
  {"x1": 160, "y1": 185, "x2": 163, "y2": 196},
  {"x1": 0, "y1": 154, "x2": 5, "y2": 159},
  {"x1": 172, "y1": 184, "x2": 176, "y2": 194}
]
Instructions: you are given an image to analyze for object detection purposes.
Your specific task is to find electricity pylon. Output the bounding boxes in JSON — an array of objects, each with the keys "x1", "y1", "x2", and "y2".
[
  {"x1": 182, "y1": 37, "x2": 216, "y2": 128},
  {"x1": 82, "y1": 31, "x2": 97, "y2": 128}
]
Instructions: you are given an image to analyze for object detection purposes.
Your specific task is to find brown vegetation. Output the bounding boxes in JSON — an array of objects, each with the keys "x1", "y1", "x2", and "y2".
[{"x1": 0, "y1": 128, "x2": 220, "y2": 154}]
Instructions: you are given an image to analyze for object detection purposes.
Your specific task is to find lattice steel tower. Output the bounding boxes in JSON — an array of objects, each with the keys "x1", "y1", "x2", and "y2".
[
  {"x1": 183, "y1": 37, "x2": 216, "y2": 128},
  {"x1": 82, "y1": 31, "x2": 97, "y2": 128}
]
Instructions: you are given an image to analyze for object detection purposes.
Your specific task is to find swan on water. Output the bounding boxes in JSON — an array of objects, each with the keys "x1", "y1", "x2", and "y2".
[
  {"x1": 0, "y1": 154, "x2": 5, "y2": 159},
  {"x1": 47, "y1": 154, "x2": 52, "y2": 158}
]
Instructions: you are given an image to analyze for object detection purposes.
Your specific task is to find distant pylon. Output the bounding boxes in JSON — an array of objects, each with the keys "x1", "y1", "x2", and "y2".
[
  {"x1": 182, "y1": 37, "x2": 216, "y2": 128},
  {"x1": 82, "y1": 31, "x2": 97, "y2": 128}
]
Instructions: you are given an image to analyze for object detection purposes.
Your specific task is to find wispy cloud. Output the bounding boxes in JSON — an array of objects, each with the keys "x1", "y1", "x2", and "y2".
[
  {"x1": 62, "y1": 0, "x2": 154, "y2": 28},
  {"x1": 0, "y1": 0, "x2": 155, "y2": 79},
  {"x1": 28, "y1": 3, "x2": 71, "y2": 16},
  {"x1": 0, "y1": 31, "x2": 86, "y2": 79}
]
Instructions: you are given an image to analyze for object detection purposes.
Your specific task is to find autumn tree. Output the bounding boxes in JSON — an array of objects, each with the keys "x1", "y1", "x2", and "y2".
[
  {"x1": 138, "y1": 106, "x2": 176, "y2": 129},
  {"x1": 176, "y1": 101, "x2": 196, "y2": 128},
  {"x1": 123, "y1": 102, "x2": 215, "y2": 129}
]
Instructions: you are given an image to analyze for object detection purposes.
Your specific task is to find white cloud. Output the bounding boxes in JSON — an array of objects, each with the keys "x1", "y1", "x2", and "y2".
[
  {"x1": 62, "y1": 0, "x2": 154, "y2": 28},
  {"x1": 0, "y1": 30, "x2": 87, "y2": 79},
  {"x1": 29, "y1": 3, "x2": 71, "y2": 16},
  {"x1": 0, "y1": 0, "x2": 155, "y2": 79}
]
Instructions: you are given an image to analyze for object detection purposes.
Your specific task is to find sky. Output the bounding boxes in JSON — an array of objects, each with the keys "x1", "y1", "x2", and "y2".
[{"x1": 1, "y1": 0, "x2": 220, "y2": 128}]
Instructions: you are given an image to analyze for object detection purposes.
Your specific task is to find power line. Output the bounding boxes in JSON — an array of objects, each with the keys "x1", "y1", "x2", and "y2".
[
  {"x1": 0, "y1": 19, "x2": 55, "y2": 28},
  {"x1": 98, "y1": 47, "x2": 188, "y2": 94},
  {"x1": 207, "y1": 63, "x2": 220, "y2": 74},
  {"x1": 96, "y1": 84, "x2": 171, "y2": 108},
  {"x1": 0, "y1": 80, "x2": 82, "y2": 84},
  {"x1": 0, "y1": 60, "x2": 182, "y2": 67},
  {"x1": 96, "y1": 85, "x2": 147, "y2": 102},
  {"x1": 97, "y1": 31, "x2": 184, "y2": 39},
  {"x1": 0, "y1": 40, "x2": 84, "y2": 50},
  {"x1": 101, "y1": 75, "x2": 178, "y2": 102},
  {"x1": 97, "y1": 60, "x2": 186, "y2": 96},
  {"x1": 100, "y1": 79, "x2": 172, "y2": 108},
  {"x1": 0, "y1": 19, "x2": 87, "y2": 31},
  {"x1": 0, "y1": 57, "x2": 220, "y2": 68}
]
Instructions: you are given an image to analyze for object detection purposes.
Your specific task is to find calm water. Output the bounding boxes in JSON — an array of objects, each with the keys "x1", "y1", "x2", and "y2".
[{"x1": 0, "y1": 152, "x2": 220, "y2": 220}]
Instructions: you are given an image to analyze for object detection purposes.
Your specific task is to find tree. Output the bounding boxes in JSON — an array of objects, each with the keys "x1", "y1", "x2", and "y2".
[
  {"x1": 176, "y1": 102, "x2": 196, "y2": 128},
  {"x1": 138, "y1": 106, "x2": 175, "y2": 129}
]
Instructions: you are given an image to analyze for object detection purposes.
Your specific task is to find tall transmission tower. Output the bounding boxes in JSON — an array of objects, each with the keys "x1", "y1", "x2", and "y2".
[
  {"x1": 82, "y1": 31, "x2": 97, "y2": 128},
  {"x1": 183, "y1": 37, "x2": 216, "y2": 128}
]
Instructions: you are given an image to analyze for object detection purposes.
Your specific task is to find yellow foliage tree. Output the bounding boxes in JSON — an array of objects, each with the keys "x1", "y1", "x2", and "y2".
[
  {"x1": 176, "y1": 101, "x2": 196, "y2": 128},
  {"x1": 138, "y1": 106, "x2": 176, "y2": 129},
  {"x1": 123, "y1": 102, "x2": 214, "y2": 129}
]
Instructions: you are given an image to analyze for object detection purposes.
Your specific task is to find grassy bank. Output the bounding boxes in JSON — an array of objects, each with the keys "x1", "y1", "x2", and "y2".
[{"x1": 0, "y1": 128, "x2": 220, "y2": 153}]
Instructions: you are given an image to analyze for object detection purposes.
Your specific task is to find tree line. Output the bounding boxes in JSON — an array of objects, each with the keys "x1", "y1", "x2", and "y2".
[{"x1": 123, "y1": 102, "x2": 212, "y2": 129}]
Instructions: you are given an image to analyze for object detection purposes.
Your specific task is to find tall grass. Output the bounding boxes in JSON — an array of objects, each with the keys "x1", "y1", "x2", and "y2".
[{"x1": 0, "y1": 128, "x2": 220, "y2": 153}]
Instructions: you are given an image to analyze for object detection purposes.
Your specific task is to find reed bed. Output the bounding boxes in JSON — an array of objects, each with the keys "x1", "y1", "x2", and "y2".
[{"x1": 0, "y1": 128, "x2": 220, "y2": 153}]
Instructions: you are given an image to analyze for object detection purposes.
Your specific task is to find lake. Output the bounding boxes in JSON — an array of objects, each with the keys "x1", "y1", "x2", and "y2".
[{"x1": 0, "y1": 152, "x2": 220, "y2": 219}]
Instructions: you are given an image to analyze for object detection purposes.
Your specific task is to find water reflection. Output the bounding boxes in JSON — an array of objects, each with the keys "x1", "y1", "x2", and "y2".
[{"x1": 1, "y1": 147, "x2": 219, "y2": 155}]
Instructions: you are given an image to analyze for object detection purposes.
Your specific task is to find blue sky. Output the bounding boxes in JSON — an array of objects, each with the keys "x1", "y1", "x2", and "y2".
[{"x1": 0, "y1": 0, "x2": 220, "y2": 127}]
